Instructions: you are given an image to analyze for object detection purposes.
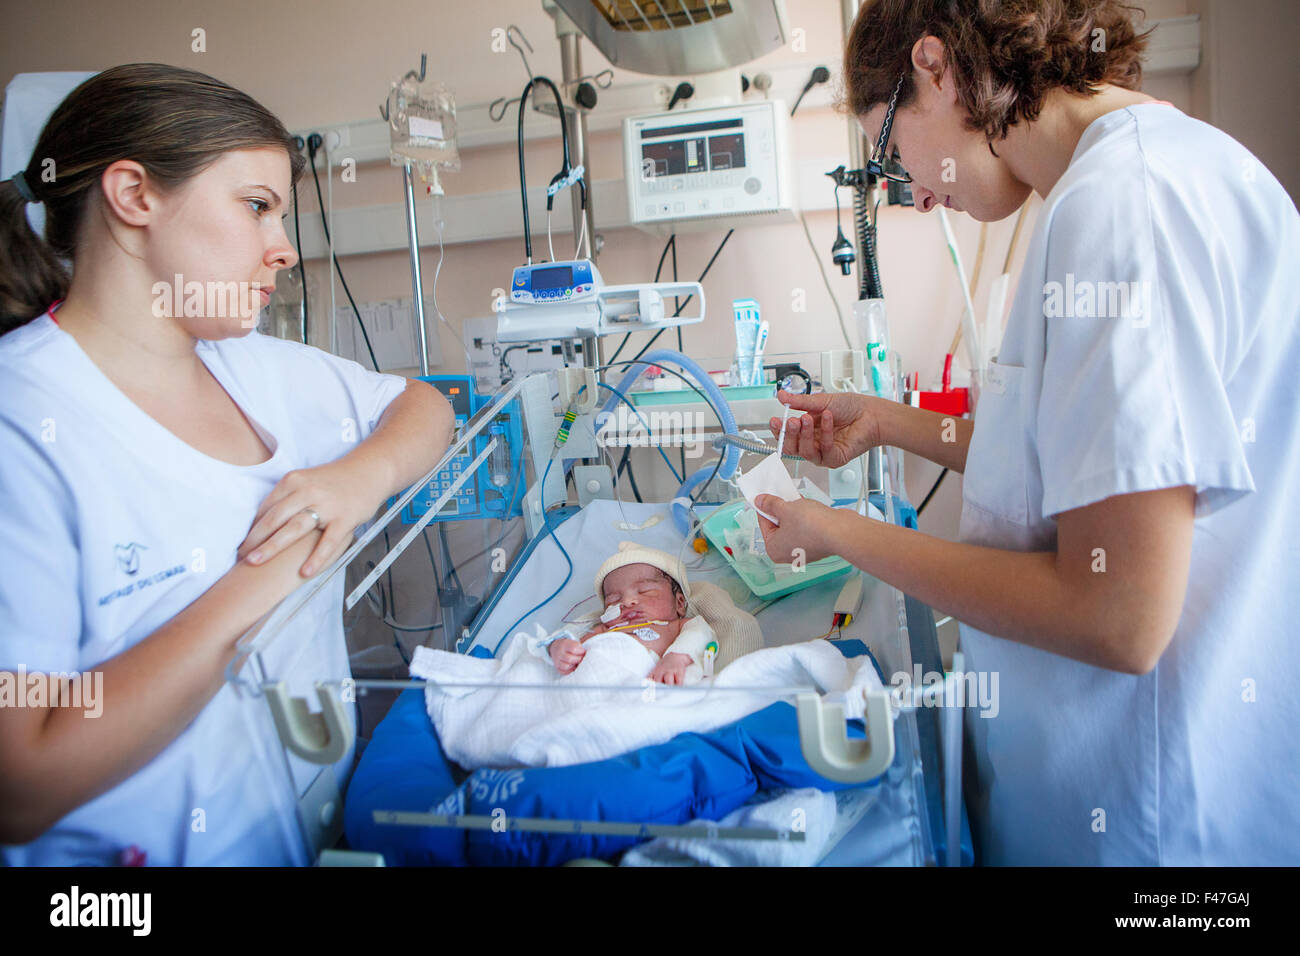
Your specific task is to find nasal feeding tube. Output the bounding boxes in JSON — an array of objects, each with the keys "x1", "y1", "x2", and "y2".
[{"x1": 591, "y1": 605, "x2": 669, "y2": 643}]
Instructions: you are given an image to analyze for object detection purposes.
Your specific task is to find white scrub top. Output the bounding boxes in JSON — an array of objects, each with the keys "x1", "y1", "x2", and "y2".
[
  {"x1": 959, "y1": 104, "x2": 1300, "y2": 865},
  {"x1": 0, "y1": 312, "x2": 408, "y2": 865}
]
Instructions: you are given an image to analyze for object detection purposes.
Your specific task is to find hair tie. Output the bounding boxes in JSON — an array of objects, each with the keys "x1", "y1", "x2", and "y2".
[{"x1": 9, "y1": 171, "x2": 38, "y2": 204}]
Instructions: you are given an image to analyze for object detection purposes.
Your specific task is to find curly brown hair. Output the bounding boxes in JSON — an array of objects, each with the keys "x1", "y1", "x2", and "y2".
[{"x1": 842, "y1": 0, "x2": 1153, "y2": 143}]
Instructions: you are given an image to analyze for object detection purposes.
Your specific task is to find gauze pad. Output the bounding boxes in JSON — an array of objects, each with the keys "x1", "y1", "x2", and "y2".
[
  {"x1": 735, "y1": 452, "x2": 800, "y2": 524},
  {"x1": 794, "y1": 475, "x2": 833, "y2": 506},
  {"x1": 735, "y1": 403, "x2": 802, "y2": 524}
]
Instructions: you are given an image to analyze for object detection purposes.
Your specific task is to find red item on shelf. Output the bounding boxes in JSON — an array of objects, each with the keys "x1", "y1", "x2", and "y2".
[{"x1": 917, "y1": 388, "x2": 969, "y2": 415}]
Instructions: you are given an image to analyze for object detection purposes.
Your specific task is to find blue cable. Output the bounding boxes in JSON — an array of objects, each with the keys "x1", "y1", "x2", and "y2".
[
  {"x1": 596, "y1": 380, "x2": 684, "y2": 485},
  {"x1": 491, "y1": 455, "x2": 573, "y2": 656}
]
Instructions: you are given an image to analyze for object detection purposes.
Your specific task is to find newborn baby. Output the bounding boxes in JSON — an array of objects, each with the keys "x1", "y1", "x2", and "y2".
[{"x1": 533, "y1": 543, "x2": 715, "y2": 685}]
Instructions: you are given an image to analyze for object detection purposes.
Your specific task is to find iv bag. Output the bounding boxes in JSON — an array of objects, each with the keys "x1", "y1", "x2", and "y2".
[{"x1": 386, "y1": 76, "x2": 460, "y2": 181}]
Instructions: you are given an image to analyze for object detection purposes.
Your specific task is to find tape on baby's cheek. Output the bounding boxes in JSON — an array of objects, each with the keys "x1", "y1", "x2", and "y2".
[{"x1": 600, "y1": 604, "x2": 621, "y2": 624}]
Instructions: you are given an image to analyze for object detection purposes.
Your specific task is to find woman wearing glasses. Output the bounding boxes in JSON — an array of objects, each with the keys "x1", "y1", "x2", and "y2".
[{"x1": 756, "y1": 0, "x2": 1299, "y2": 865}]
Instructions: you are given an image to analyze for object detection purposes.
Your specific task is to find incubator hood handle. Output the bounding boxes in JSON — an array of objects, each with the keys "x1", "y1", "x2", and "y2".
[
  {"x1": 795, "y1": 688, "x2": 895, "y2": 783},
  {"x1": 264, "y1": 681, "x2": 354, "y2": 765}
]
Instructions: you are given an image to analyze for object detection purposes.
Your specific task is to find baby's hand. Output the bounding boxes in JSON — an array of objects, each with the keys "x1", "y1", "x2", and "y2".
[
  {"x1": 649, "y1": 652, "x2": 693, "y2": 685},
  {"x1": 550, "y1": 637, "x2": 586, "y2": 674}
]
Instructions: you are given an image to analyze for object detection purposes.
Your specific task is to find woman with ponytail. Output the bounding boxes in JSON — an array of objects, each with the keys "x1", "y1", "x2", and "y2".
[{"x1": 0, "y1": 64, "x2": 453, "y2": 864}]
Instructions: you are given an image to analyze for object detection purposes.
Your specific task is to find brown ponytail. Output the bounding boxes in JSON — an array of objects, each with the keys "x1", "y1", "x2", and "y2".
[
  {"x1": 841, "y1": 0, "x2": 1153, "y2": 143},
  {"x1": 0, "y1": 63, "x2": 306, "y2": 335}
]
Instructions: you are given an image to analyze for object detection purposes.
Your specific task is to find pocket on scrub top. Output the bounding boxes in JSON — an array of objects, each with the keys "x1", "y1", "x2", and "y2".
[{"x1": 962, "y1": 361, "x2": 1031, "y2": 525}]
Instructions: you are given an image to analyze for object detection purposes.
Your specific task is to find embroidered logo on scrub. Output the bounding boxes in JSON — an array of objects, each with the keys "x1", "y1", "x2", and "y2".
[
  {"x1": 114, "y1": 542, "x2": 148, "y2": 576},
  {"x1": 97, "y1": 542, "x2": 188, "y2": 608}
]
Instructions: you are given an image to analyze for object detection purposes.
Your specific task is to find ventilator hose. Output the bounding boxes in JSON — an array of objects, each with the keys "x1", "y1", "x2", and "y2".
[
  {"x1": 601, "y1": 349, "x2": 741, "y2": 480},
  {"x1": 713, "y1": 432, "x2": 804, "y2": 461},
  {"x1": 671, "y1": 465, "x2": 715, "y2": 535},
  {"x1": 598, "y1": 349, "x2": 748, "y2": 536}
]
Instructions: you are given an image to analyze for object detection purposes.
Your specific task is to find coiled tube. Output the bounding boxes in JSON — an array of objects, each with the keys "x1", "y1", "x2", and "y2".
[
  {"x1": 713, "y1": 432, "x2": 804, "y2": 461},
  {"x1": 855, "y1": 184, "x2": 883, "y2": 300}
]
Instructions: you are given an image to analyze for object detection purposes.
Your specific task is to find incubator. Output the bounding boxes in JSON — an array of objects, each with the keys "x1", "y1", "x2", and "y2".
[{"x1": 226, "y1": 364, "x2": 972, "y2": 867}]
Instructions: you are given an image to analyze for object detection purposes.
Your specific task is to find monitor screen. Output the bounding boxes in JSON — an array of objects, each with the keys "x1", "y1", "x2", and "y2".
[
  {"x1": 641, "y1": 137, "x2": 708, "y2": 178},
  {"x1": 708, "y1": 133, "x2": 746, "y2": 170}
]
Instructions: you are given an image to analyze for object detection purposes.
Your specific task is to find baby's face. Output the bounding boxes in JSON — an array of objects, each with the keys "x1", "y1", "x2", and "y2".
[{"x1": 601, "y1": 564, "x2": 685, "y2": 623}]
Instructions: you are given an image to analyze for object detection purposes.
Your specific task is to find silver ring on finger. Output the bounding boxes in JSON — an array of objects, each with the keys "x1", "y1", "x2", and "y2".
[{"x1": 304, "y1": 508, "x2": 322, "y2": 529}]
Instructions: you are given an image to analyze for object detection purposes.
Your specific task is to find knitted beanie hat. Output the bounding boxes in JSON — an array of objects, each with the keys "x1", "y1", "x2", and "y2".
[{"x1": 594, "y1": 541, "x2": 688, "y2": 601}]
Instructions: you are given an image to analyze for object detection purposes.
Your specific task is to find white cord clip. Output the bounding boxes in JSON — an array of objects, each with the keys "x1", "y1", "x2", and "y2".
[{"x1": 546, "y1": 164, "x2": 586, "y2": 198}]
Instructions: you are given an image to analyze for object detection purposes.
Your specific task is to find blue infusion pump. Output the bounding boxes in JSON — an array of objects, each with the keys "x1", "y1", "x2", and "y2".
[
  {"x1": 394, "y1": 375, "x2": 525, "y2": 524},
  {"x1": 508, "y1": 259, "x2": 599, "y2": 305}
]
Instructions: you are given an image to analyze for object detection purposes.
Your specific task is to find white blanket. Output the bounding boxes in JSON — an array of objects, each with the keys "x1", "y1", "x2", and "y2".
[
  {"x1": 618, "y1": 788, "x2": 837, "y2": 867},
  {"x1": 409, "y1": 635, "x2": 882, "y2": 770}
]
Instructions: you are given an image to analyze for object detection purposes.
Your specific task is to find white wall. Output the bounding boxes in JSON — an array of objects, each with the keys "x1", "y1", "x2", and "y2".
[{"x1": 1187, "y1": 0, "x2": 1300, "y2": 202}]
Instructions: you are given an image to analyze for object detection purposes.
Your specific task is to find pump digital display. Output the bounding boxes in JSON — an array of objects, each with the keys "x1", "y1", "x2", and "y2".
[{"x1": 530, "y1": 266, "x2": 573, "y2": 290}]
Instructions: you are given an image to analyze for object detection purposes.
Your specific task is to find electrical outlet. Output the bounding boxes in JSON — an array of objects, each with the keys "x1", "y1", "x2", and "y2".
[{"x1": 325, "y1": 127, "x2": 350, "y2": 152}]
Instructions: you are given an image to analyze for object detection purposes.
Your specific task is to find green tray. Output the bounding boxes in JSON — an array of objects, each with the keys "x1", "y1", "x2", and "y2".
[
  {"x1": 628, "y1": 384, "x2": 776, "y2": 406},
  {"x1": 699, "y1": 498, "x2": 854, "y2": 599}
]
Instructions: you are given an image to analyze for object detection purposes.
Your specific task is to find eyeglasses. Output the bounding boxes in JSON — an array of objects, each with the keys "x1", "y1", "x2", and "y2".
[{"x1": 866, "y1": 73, "x2": 912, "y2": 184}]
